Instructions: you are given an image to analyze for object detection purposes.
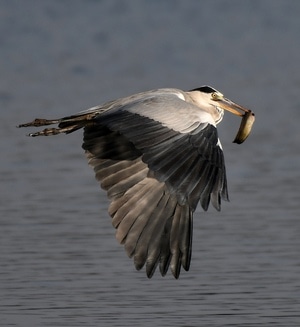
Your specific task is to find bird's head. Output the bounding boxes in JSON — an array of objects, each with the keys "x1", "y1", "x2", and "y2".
[{"x1": 187, "y1": 86, "x2": 255, "y2": 143}]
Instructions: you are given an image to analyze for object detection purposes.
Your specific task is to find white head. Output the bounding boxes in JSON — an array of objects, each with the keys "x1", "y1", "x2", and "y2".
[{"x1": 187, "y1": 85, "x2": 247, "y2": 124}]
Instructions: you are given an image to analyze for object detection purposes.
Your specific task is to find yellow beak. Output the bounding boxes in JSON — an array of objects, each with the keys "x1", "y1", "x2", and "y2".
[{"x1": 218, "y1": 98, "x2": 250, "y2": 116}]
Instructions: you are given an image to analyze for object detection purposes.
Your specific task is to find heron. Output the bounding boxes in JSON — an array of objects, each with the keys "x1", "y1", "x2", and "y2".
[{"x1": 18, "y1": 86, "x2": 255, "y2": 278}]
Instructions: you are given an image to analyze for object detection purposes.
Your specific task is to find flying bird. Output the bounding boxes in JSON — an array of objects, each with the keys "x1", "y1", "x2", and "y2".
[{"x1": 18, "y1": 86, "x2": 255, "y2": 278}]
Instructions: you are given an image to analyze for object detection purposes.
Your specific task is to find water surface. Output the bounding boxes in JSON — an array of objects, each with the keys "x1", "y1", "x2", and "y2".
[{"x1": 1, "y1": 1, "x2": 300, "y2": 326}]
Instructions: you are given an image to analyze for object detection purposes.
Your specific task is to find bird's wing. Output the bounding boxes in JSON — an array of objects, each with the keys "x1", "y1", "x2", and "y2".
[
  {"x1": 96, "y1": 92, "x2": 228, "y2": 210},
  {"x1": 83, "y1": 93, "x2": 228, "y2": 278}
]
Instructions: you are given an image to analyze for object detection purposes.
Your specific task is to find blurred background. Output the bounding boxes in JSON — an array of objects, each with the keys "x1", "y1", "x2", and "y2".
[{"x1": 1, "y1": 1, "x2": 300, "y2": 326}]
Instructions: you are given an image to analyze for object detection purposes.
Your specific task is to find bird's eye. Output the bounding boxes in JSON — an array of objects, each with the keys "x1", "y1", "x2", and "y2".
[{"x1": 211, "y1": 92, "x2": 224, "y2": 101}]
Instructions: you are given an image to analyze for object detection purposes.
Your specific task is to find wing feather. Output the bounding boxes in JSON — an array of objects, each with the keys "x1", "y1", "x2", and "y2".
[{"x1": 84, "y1": 124, "x2": 195, "y2": 278}]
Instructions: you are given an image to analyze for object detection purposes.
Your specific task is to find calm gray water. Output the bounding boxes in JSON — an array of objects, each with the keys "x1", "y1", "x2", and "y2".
[{"x1": 1, "y1": 1, "x2": 300, "y2": 326}]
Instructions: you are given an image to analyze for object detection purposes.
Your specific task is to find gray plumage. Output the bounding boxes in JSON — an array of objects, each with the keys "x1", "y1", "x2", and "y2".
[{"x1": 18, "y1": 86, "x2": 252, "y2": 278}]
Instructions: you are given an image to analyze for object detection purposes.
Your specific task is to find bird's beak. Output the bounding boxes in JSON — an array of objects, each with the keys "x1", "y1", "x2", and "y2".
[
  {"x1": 218, "y1": 98, "x2": 248, "y2": 117},
  {"x1": 218, "y1": 98, "x2": 255, "y2": 144}
]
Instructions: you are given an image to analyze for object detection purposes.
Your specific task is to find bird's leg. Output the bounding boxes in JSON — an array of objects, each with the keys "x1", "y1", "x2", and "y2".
[
  {"x1": 18, "y1": 118, "x2": 61, "y2": 128},
  {"x1": 18, "y1": 115, "x2": 97, "y2": 137},
  {"x1": 26, "y1": 125, "x2": 78, "y2": 137},
  {"x1": 18, "y1": 118, "x2": 66, "y2": 137}
]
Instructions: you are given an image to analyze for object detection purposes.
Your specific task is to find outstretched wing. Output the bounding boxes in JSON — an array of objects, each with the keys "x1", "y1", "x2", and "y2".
[{"x1": 83, "y1": 93, "x2": 228, "y2": 278}]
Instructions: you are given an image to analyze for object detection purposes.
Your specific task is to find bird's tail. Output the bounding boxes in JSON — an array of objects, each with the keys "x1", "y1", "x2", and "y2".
[{"x1": 18, "y1": 111, "x2": 99, "y2": 137}]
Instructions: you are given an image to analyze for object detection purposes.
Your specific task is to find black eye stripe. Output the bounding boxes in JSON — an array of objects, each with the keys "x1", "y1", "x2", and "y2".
[{"x1": 189, "y1": 85, "x2": 218, "y2": 94}]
